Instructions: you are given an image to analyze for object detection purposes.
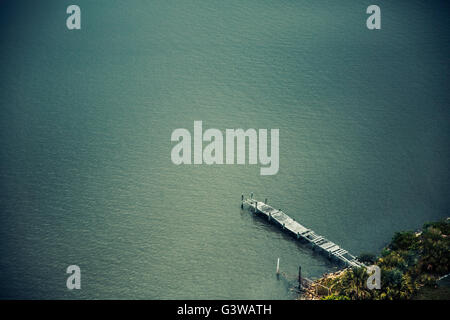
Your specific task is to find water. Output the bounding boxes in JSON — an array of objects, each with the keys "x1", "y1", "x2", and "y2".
[{"x1": 0, "y1": 0, "x2": 448, "y2": 299}]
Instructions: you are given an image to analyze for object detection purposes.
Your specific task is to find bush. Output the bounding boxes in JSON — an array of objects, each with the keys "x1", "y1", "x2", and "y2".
[
  {"x1": 358, "y1": 253, "x2": 377, "y2": 265},
  {"x1": 423, "y1": 220, "x2": 450, "y2": 235},
  {"x1": 390, "y1": 231, "x2": 418, "y2": 251},
  {"x1": 382, "y1": 268, "x2": 404, "y2": 288}
]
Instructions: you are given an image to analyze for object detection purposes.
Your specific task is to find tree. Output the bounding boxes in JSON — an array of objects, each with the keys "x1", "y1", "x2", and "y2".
[
  {"x1": 359, "y1": 253, "x2": 377, "y2": 265},
  {"x1": 390, "y1": 231, "x2": 418, "y2": 251}
]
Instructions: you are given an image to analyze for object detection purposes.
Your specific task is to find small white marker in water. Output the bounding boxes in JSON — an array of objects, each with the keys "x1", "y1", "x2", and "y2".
[{"x1": 276, "y1": 258, "x2": 280, "y2": 275}]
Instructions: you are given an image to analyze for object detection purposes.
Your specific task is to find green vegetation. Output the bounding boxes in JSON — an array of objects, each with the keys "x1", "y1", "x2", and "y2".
[
  {"x1": 319, "y1": 219, "x2": 450, "y2": 300},
  {"x1": 358, "y1": 252, "x2": 377, "y2": 265},
  {"x1": 321, "y1": 294, "x2": 350, "y2": 300}
]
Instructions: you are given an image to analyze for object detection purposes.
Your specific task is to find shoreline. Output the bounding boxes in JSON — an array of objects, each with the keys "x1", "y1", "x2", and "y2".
[
  {"x1": 299, "y1": 269, "x2": 348, "y2": 300},
  {"x1": 299, "y1": 218, "x2": 449, "y2": 300}
]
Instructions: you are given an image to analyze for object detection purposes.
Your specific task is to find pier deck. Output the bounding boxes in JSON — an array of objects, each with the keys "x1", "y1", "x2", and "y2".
[{"x1": 242, "y1": 196, "x2": 365, "y2": 269}]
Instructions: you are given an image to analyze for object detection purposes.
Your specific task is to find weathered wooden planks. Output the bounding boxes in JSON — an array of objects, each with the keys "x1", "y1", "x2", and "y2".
[{"x1": 243, "y1": 197, "x2": 364, "y2": 268}]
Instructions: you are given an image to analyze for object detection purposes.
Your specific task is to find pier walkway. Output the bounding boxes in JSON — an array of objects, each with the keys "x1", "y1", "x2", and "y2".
[{"x1": 242, "y1": 194, "x2": 365, "y2": 269}]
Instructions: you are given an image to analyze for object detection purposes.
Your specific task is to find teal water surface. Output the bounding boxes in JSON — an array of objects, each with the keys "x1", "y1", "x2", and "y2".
[{"x1": 0, "y1": 0, "x2": 449, "y2": 299}]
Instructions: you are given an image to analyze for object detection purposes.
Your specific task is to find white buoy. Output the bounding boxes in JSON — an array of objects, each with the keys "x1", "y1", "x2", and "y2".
[{"x1": 276, "y1": 258, "x2": 280, "y2": 275}]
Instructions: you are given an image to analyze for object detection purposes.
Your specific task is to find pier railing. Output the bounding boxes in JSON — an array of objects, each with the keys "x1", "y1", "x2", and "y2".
[{"x1": 242, "y1": 193, "x2": 365, "y2": 269}]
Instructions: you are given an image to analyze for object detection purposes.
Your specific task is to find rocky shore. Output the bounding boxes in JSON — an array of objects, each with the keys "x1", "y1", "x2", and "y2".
[{"x1": 299, "y1": 269, "x2": 349, "y2": 300}]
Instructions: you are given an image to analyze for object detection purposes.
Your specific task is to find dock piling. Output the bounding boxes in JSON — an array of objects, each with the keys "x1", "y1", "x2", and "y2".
[{"x1": 298, "y1": 266, "x2": 302, "y2": 290}]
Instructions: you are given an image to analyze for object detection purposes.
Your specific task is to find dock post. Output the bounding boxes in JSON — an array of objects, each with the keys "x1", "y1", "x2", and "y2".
[
  {"x1": 241, "y1": 194, "x2": 244, "y2": 209},
  {"x1": 298, "y1": 266, "x2": 302, "y2": 290},
  {"x1": 276, "y1": 258, "x2": 280, "y2": 275},
  {"x1": 251, "y1": 192, "x2": 253, "y2": 199},
  {"x1": 265, "y1": 198, "x2": 267, "y2": 204}
]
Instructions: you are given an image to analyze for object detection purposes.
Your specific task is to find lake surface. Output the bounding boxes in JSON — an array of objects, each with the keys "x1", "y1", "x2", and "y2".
[{"x1": 0, "y1": 0, "x2": 449, "y2": 299}]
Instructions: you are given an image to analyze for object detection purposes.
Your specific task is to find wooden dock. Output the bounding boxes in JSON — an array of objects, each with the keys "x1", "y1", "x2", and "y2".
[{"x1": 242, "y1": 194, "x2": 365, "y2": 269}]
